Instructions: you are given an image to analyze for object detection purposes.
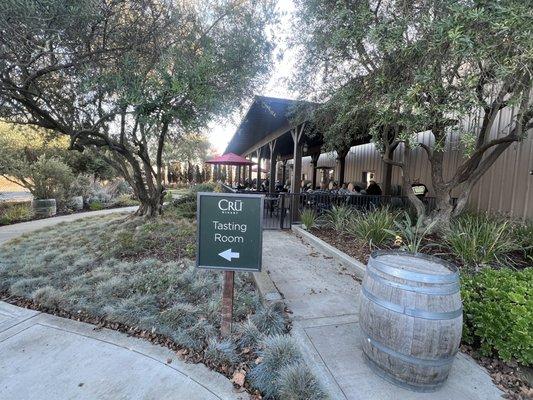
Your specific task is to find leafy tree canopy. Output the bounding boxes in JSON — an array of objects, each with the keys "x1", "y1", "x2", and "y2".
[
  {"x1": 0, "y1": 0, "x2": 277, "y2": 216},
  {"x1": 292, "y1": 0, "x2": 533, "y2": 226}
]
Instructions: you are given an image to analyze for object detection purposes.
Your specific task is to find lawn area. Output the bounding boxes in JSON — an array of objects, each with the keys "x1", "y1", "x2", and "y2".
[{"x1": 0, "y1": 205, "x2": 326, "y2": 399}]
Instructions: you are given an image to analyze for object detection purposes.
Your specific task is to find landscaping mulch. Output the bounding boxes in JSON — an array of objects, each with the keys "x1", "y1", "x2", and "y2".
[
  {"x1": 462, "y1": 345, "x2": 533, "y2": 400},
  {"x1": 310, "y1": 227, "x2": 372, "y2": 264},
  {"x1": 308, "y1": 227, "x2": 532, "y2": 400}
]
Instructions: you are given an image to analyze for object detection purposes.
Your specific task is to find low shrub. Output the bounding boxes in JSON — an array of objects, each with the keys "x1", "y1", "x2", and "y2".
[
  {"x1": 68, "y1": 174, "x2": 93, "y2": 198},
  {"x1": 89, "y1": 200, "x2": 105, "y2": 211},
  {"x1": 30, "y1": 156, "x2": 75, "y2": 205},
  {"x1": 343, "y1": 207, "x2": 396, "y2": 248},
  {"x1": 445, "y1": 213, "x2": 520, "y2": 268},
  {"x1": 300, "y1": 208, "x2": 317, "y2": 229},
  {"x1": 0, "y1": 202, "x2": 34, "y2": 225},
  {"x1": 461, "y1": 268, "x2": 533, "y2": 365},
  {"x1": 111, "y1": 194, "x2": 139, "y2": 207},
  {"x1": 325, "y1": 205, "x2": 353, "y2": 232}
]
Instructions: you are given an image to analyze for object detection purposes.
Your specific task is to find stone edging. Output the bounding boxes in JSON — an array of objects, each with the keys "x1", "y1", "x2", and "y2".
[{"x1": 292, "y1": 225, "x2": 366, "y2": 280}]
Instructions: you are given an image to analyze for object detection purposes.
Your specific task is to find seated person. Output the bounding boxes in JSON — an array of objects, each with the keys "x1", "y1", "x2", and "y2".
[
  {"x1": 366, "y1": 180, "x2": 382, "y2": 195},
  {"x1": 338, "y1": 183, "x2": 350, "y2": 195}
]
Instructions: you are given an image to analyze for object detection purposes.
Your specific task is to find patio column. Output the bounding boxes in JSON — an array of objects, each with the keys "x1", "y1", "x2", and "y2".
[
  {"x1": 236, "y1": 166, "x2": 241, "y2": 185},
  {"x1": 336, "y1": 146, "x2": 350, "y2": 186},
  {"x1": 310, "y1": 152, "x2": 320, "y2": 190},
  {"x1": 248, "y1": 156, "x2": 252, "y2": 185},
  {"x1": 291, "y1": 123, "x2": 306, "y2": 221},
  {"x1": 255, "y1": 148, "x2": 262, "y2": 189},
  {"x1": 268, "y1": 139, "x2": 277, "y2": 193},
  {"x1": 281, "y1": 160, "x2": 287, "y2": 185}
]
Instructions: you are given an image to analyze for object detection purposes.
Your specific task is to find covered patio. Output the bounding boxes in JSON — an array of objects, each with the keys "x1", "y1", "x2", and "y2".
[{"x1": 215, "y1": 96, "x2": 418, "y2": 226}]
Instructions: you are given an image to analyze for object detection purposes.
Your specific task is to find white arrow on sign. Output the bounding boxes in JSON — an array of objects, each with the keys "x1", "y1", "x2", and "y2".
[{"x1": 218, "y1": 248, "x2": 240, "y2": 261}]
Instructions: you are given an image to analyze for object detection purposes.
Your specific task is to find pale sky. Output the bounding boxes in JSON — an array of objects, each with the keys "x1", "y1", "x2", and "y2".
[{"x1": 206, "y1": 1, "x2": 297, "y2": 154}]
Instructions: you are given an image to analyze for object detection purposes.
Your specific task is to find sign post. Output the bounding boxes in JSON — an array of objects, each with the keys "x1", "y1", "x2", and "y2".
[{"x1": 196, "y1": 192, "x2": 263, "y2": 335}]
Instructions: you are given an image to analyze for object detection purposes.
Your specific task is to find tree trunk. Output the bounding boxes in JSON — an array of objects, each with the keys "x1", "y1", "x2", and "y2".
[{"x1": 135, "y1": 188, "x2": 164, "y2": 217}]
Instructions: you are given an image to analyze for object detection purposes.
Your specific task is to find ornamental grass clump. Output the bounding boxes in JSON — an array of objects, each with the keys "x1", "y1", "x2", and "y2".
[
  {"x1": 248, "y1": 335, "x2": 304, "y2": 398},
  {"x1": 343, "y1": 207, "x2": 396, "y2": 247},
  {"x1": 277, "y1": 362, "x2": 328, "y2": 400},
  {"x1": 325, "y1": 205, "x2": 353, "y2": 232},
  {"x1": 445, "y1": 213, "x2": 520, "y2": 268},
  {"x1": 205, "y1": 338, "x2": 240, "y2": 366},
  {"x1": 251, "y1": 302, "x2": 287, "y2": 336},
  {"x1": 235, "y1": 318, "x2": 263, "y2": 348},
  {"x1": 300, "y1": 208, "x2": 317, "y2": 230}
]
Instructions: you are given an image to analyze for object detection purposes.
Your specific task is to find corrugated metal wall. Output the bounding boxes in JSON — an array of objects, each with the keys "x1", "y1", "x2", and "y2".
[{"x1": 300, "y1": 110, "x2": 533, "y2": 220}]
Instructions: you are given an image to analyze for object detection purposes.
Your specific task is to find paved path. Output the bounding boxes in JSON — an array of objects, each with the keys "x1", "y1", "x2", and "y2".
[
  {"x1": 0, "y1": 208, "x2": 246, "y2": 400},
  {"x1": 0, "y1": 302, "x2": 245, "y2": 400},
  {"x1": 263, "y1": 230, "x2": 503, "y2": 400},
  {"x1": 0, "y1": 206, "x2": 138, "y2": 245}
]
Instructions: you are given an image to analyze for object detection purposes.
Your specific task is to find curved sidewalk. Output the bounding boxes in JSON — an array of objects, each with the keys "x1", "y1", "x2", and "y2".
[{"x1": 0, "y1": 208, "x2": 247, "y2": 400}]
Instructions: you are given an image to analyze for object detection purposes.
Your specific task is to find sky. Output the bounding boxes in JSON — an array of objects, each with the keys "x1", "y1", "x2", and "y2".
[{"x1": 206, "y1": 1, "x2": 297, "y2": 154}]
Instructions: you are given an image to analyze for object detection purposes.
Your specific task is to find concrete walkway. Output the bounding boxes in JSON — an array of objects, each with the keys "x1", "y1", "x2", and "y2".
[
  {"x1": 0, "y1": 206, "x2": 138, "y2": 245},
  {"x1": 263, "y1": 230, "x2": 503, "y2": 400},
  {"x1": 0, "y1": 208, "x2": 246, "y2": 400},
  {"x1": 0, "y1": 302, "x2": 245, "y2": 400}
]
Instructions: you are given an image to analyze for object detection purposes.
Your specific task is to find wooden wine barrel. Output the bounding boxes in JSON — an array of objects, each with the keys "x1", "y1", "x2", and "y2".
[
  {"x1": 359, "y1": 250, "x2": 462, "y2": 392},
  {"x1": 32, "y1": 199, "x2": 57, "y2": 217}
]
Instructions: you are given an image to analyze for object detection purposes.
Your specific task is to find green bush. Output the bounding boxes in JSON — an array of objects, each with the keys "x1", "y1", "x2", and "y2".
[
  {"x1": 30, "y1": 155, "x2": 74, "y2": 201},
  {"x1": 89, "y1": 200, "x2": 105, "y2": 211},
  {"x1": 343, "y1": 207, "x2": 396, "y2": 248},
  {"x1": 0, "y1": 202, "x2": 34, "y2": 225},
  {"x1": 68, "y1": 174, "x2": 93, "y2": 198},
  {"x1": 445, "y1": 213, "x2": 520, "y2": 268},
  {"x1": 461, "y1": 268, "x2": 533, "y2": 365},
  {"x1": 300, "y1": 208, "x2": 317, "y2": 229}
]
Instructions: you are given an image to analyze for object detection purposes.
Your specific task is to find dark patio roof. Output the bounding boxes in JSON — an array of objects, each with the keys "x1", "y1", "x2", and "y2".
[
  {"x1": 224, "y1": 96, "x2": 316, "y2": 157},
  {"x1": 224, "y1": 95, "x2": 371, "y2": 159}
]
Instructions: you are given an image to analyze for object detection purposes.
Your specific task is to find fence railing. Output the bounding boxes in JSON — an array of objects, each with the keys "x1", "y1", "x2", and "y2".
[{"x1": 229, "y1": 190, "x2": 451, "y2": 229}]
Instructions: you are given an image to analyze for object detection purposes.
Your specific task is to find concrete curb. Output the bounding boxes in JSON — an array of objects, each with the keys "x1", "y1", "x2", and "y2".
[
  {"x1": 251, "y1": 270, "x2": 283, "y2": 303},
  {"x1": 292, "y1": 225, "x2": 366, "y2": 280}
]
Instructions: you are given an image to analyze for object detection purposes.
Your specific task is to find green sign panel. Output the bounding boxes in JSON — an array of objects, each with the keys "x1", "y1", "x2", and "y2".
[{"x1": 196, "y1": 192, "x2": 263, "y2": 272}]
